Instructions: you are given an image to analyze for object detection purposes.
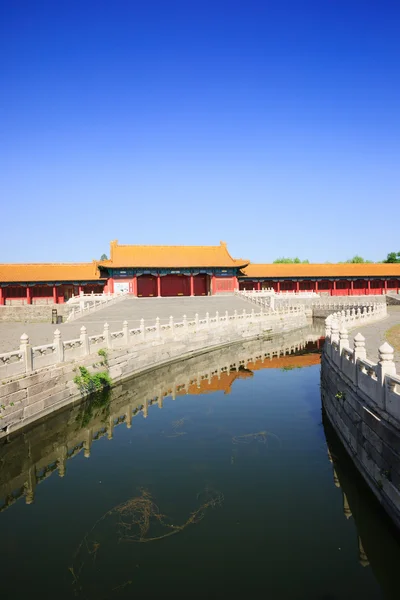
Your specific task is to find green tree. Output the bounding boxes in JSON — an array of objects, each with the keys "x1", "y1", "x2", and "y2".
[
  {"x1": 100, "y1": 253, "x2": 108, "y2": 261},
  {"x1": 273, "y1": 257, "x2": 309, "y2": 264},
  {"x1": 383, "y1": 252, "x2": 400, "y2": 263},
  {"x1": 344, "y1": 255, "x2": 373, "y2": 264}
]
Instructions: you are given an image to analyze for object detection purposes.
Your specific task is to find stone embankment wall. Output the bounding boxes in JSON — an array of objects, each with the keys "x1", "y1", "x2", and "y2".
[
  {"x1": 321, "y1": 306, "x2": 400, "y2": 529},
  {"x1": 0, "y1": 326, "x2": 324, "y2": 510},
  {"x1": 0, "y1": 304, "x2": 72, "y2": 323},
  {"x1": 0, "y1": 308, "x2": 307, "y2": 437}
]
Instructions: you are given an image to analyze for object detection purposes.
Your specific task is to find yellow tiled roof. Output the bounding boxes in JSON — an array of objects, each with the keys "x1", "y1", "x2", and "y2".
[
  {"x1": 0, "y1": 262, "x2": 104, "y2": 283},
  {"x1": 241, "y1": 263, "x2": 400, "y2": 278},
  {"x1": 101, "y1": 240, "x2": 249, "y2": 269}
]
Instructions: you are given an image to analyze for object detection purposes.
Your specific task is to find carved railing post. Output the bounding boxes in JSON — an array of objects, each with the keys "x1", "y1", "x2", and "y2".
[
  {"x1": 331, "y1": 320, "x2": 340, "y2": 345},
  {"x1": 80, "y1": 326, "x2": 90, "y2": 355},
  {"x1": 353, "y1": 333, "x2": 366, "y2": 360},
  {"x1": 195, "y1": 313, "x2": 199, "y2": 331},
  {"x1": 20, "y1": 333, "x2": 33, "y2": 373},
  {"x1": 205, "y1": 312, "x2": 209, "y2": 329},
  {"x1": 169, "y1": 315, "x2": 174, "y2": 331},
  {"x1": 53, "y1": 329, "x2": 64, "y2": 363},
  {"x1": 339, "y1": 327, "x2": 349, "y2": 354},
  {"x1": 140, "y1": 318, "x2": 145, "y2": 341},
  {"x1": 155, "y1": 317, "x2": 161, "y2": 339},
  {"x1": 325, "y1": 317, "x2": 332, "y2": 339},
  {"x1": 122, "y1": 320, "x2": 129, "y2": 345},
  {"x1": 215, "y1": 311, "x2": 219, "y2": 325},
  {"x1": 377, "y1": 342, "x2": 396, "y2": 410},
  {"x1": 183, "y1": 314, "x2": 188, "y2": 334},
  {"x1": 104, "y1": 322, "x2": 112, "y2": 348}
]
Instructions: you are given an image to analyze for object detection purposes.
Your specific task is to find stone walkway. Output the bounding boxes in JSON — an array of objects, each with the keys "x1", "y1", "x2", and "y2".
[
  {"x1": 347, "y1": 306, "x2": 400, "y2": 369},
  {"x1": 0, "y1": 296, "x2": 253, "y2": 353}
]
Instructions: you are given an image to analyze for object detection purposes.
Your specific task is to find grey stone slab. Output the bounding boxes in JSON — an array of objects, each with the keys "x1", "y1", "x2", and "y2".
[{"x1": 0, "y1": 296, "x2": 251, "y2": 353}]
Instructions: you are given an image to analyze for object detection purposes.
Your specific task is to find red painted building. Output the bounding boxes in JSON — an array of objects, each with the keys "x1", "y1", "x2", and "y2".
[
  {"x1": 100, "y1": 240, "x2": 248, "y2": 297},
  {"x1": 1, "y1": 244, "x2": 400, "y2": 305},
  {"x1": 0, "y1": 263, "x2": 106, "y2": 305},
  {"x1": 238, "y1": 263, "x2": 400, "y2": 295}
]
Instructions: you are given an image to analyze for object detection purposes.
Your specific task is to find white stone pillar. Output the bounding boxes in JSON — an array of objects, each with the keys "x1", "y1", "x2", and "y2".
[
  {"x1": 325, "y1": 317, "x2": 332, "y2": 339},
  {"x1": 377, "y1": 342, "x2": 396, "y2": 410},
  {"x1": 155, "y1": 316, "x2": 161, "y2": 339},
  {"x1": 353, "y1": 333, "x2": 366, "y2": 361},
  {"x1": 140, "y1": 318, "x2": 145, "y2": 341},
  {"x1": 183, "y1": 314, "x2": 188, "y2": 334},
  {"x1": 80, "y1": 326, "x2": 90, "y2": 355},
  {"x1": 331, "y1": 320, "x2": 340, "y2": 345},
  {"x1": 339, "y1": 327, "x2": 350, "y2": 354},
  {"x1": 20, "y1": 333, "x2": 33, "y2": 373},
  {"x1": 122, "y1": 320, "x2": 129, "y2": 345},
  {"x1": 53, "y1": 329, "x2": 64, "y2": 363},
  {"x1": 104, "y1": 322, "x2": 112, "y2": 348}
]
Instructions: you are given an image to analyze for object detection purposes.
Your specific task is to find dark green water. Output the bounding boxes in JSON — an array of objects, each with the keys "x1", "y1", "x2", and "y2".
[{"x1": 0, "y1": 333, "x2": 400, "y2": 600}]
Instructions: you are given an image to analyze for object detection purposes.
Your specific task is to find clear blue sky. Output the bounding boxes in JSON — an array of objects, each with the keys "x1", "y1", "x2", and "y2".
[{"x1": 1, "y1": 0, "x2": 399, "y2": 264}]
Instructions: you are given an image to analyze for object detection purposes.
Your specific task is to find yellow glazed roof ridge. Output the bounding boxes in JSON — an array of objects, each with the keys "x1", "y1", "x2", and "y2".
[
  {"x1": 0, "y1": 261, "x2": 105, "y2": 283},
  {"x1": 105, "y1": 240, "x2": 248, "y2": 268}
]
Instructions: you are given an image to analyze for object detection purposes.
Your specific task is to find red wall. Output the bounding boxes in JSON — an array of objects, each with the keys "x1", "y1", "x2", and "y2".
[{"x1": 212, "y1": 276, "x2": 237, "y2": 294}]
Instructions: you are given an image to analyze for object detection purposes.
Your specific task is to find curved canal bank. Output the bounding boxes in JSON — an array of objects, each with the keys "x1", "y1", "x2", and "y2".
[
  {"x1": 321, "y1": 305, "x2": 400, "y2": 532},
  {"x1": 0, "y1": 307, "x2": 308, "y2": 437}
]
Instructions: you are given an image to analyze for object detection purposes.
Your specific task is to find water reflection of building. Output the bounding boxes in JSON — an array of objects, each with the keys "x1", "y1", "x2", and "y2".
[
  {"x1": 0, "y1": 325, "x2": 324, "y2": 513},
  {"x1": 324, "y1": 416, "x2": 400, "y2": 598}
]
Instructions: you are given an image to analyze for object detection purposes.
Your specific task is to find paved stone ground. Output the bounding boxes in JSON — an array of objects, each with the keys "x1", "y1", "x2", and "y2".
[
  {"x1": 348, "y1": 306, "x2": 400, "y2": 369},
  {"x1": 0, "y1": 296, "x2": 253, "y2": 353}
]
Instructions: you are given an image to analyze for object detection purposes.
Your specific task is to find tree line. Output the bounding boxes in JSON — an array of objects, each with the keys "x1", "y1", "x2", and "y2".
[{"x1": 273, "y1": 252, "x2": 400, "y2": 264}]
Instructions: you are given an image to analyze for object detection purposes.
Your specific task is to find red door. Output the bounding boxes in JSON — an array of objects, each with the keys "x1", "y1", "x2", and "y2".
[
  {"x1": 161, "y1": 275, "x2": 190, "y2": 296},
  {"x1": 137, "y1": 275, "x2": 157, "y2": 297},
  {"x1": 193, "y1": 274, "x2": 208, "y2": 296}
]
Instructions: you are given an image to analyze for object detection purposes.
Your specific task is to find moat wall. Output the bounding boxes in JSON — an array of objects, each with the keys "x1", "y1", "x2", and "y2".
[
  {"x1": 321, "y1": 352, "x2": 400, "y2": 530},
  {"x1": 0, "y1": 312, "x2": 306, "y2": 438}
]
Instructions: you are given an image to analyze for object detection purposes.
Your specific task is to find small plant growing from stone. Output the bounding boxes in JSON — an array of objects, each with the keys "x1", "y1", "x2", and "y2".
[
  {"x1": 98, "y1": 348, "x2": 108, "y2": 367},
  {"x1": 335, "y1": 391, "x2": 346, "y2": 401},
  {"x1": 73, "y1": 366, "x2": 111, "y2": 395}
]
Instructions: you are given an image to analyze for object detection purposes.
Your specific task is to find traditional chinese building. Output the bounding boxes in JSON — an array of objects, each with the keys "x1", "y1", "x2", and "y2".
[
  {"x1": 0, "y1": 262, "x2": 107, "y2": 305},
  {"x1": 1, "y1": 242, "x2": 400, "y2": 305},
  {"x1": 0, "y1": 241, "x2": 248, "y2": 304},
  {"x1": 100, "y1": 240, "x2": 248, "y2": 297},
  {"x1": 238, "y1": 263, "x2": 400, "y2": 295}
]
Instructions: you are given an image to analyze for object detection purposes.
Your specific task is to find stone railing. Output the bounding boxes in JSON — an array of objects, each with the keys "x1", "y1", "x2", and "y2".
[
  {"x1": 237, "y1": 288, "x2": 387, "y2": 315},
  {"x1": 66, "y1": 291, "x2": 128, "y2": 322},
  {"x1": 235, "y1": 289, "x2": 319, "y2": 299},
  {"x1": 323, "y1": 304, "x2": 400, "y2": 421},
  {"x1": 0, "y1": 306, "x2": 306, "y2": 381}
]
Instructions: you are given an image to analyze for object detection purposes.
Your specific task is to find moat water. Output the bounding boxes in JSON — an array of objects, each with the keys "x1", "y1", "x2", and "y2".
[{"x1": 0, "y1": 327, "x2": 400, "y2": 600}]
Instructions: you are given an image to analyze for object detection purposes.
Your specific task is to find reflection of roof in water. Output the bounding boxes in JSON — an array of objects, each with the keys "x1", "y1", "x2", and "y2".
[
  {"x1": 247, "y1": 353, "x2": 321, "y2": 371},
  {"x1": 173, "y1": 352, "x2": 321, "y2": 397},
  {"x1": 177, "y1": 370, "x2": 254, "y2": 396}
]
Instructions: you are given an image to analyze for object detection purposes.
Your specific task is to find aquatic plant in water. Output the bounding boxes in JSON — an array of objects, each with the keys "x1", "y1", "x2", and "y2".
[{"x1": 69, "y1": 486, "x2": 223, "y2": 596}]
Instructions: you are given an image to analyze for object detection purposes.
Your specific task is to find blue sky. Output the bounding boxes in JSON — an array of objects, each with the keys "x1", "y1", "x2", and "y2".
[{"x1": 1, "y1": 0, "x2": 399, "y2": 264}]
